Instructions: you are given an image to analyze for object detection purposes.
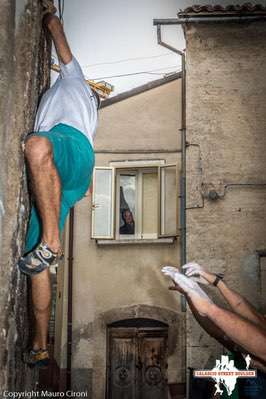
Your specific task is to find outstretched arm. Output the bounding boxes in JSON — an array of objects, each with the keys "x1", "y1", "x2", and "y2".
[
  {"x1": 162, "y1": 267, "x2": 266, "y2": 365},
  {"x1": 170, "y1": 283, "x2": 266, "y2": 372},
  {"x1": 168, "y1": 281, "x2": 242, "y2": 353},
  {"x1": 186, "y1": 293, "x2": 266, "y2": 372},
  {"x1": 183, "y1": 263, "x2": 266, "y2": 331},
  {"x1": 206, "y1": 302, "x2": 266, "y2": 363},
  {"x1": 185, "y1": 293, "x2": 239, "y2": 353},
  {"x1": 43, "y1": 13, "x2": 72, "y2": 65},
  {"x1": 215, "y1": 279, "x2": 266, "y2": 331}
]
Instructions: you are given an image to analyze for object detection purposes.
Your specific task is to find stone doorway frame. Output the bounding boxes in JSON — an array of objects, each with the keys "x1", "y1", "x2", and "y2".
[{"x1": 91, "y1": 304, "x2": 186, "y2": 399}]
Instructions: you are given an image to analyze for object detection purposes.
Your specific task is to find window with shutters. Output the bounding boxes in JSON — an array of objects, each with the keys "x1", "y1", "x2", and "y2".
[{"x1": 91, "y1": 160, "x2": 179, "y2": 242}]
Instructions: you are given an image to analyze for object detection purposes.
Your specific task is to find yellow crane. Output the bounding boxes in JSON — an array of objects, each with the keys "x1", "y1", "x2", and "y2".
[{"x1": 51, "y1": 63, "x2": 114, "y2": 98}]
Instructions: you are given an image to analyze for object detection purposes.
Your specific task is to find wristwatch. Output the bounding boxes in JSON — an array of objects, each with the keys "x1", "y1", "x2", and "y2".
[{"x1": 213, "y1": 273, "x2": 224, "y2": 287}]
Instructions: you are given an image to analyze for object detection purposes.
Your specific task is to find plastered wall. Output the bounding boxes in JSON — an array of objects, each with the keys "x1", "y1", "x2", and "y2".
[{"x1": 55, "y1": 79, "x2": 186, "y2": 397}]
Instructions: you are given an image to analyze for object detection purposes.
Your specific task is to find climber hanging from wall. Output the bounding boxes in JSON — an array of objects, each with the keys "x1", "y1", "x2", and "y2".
[{"x1": 18, "y1": 0, "x2": 100, "y2": 367}]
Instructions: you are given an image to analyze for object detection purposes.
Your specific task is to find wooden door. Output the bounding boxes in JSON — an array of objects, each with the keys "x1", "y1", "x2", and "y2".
[
  {"x1": 107, "y1": 326, "x2": 168, "y2": 399},
  {"x1": 137, "y1": 329, "x2": 168, "y2": 398},
  {"x1": 107, "y1": 328, "x2": 137, "y2": 399}
]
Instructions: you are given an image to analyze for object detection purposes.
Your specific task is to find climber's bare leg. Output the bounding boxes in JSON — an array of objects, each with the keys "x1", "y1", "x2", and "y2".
[
  {"x1": 26, "y1": 11, "x2": 73, "y2": 352},
  {"x1": 32, "y1": 269, "x2": 51, "y2": 350}
]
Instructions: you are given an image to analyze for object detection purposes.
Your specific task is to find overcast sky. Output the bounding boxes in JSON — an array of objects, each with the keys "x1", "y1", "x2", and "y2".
[{"x1": 53, "y1": 0, "x2": 266, "y2": 95}]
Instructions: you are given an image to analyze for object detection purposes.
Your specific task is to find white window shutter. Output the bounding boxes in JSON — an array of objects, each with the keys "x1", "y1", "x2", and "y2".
[
  {"x1": 91, "y1": 167, "x2": 115, "y2": 239},
  {"x1": 159, "y1": 164, "x2": 179, "y2": 237}
]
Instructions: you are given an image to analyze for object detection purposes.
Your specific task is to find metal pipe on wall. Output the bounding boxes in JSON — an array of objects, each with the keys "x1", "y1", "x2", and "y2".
[
  {"x1": 66, "y1": 207, "x2": 74, "y2": 392},
  {"x1": 154, "y1": 19, "x2": 190, "y2": 399},
  {"x1": 154, "y1": 16, "x2": 266, "y2": 25},
  {"x1": 180, "y1": 53, "x2": 187, "y2": 314},
  {"x1": 155, "y1": 22, "x2": 187, "y2": 313},
  {"x1": 94, "y1": 149, "x2": 182, "y2": 154}
]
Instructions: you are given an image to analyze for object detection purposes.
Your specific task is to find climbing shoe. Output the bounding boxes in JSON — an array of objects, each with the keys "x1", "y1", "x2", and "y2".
[
  {"x1": 42, "y1": 0, "x2": 57, "y2": 17},
  {"x1": 23, "y1": 348, "x2": 50, "y2": 368},
  {"x1": 18, "y1": 241, "x2": 63, "y2": 276}
]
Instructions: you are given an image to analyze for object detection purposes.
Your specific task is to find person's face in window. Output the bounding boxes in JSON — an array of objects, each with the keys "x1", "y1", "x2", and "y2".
[{"x1": 124, "y1": 210, "x2": 134, "y2": 224}]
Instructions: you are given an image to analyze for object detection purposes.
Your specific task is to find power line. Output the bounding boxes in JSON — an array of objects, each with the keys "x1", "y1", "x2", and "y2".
[
  {"x1": 81, "y1": 53, "x2": 177, "y2": 68},
  {"x1": 88, "y1": 65, "x2": 180, "y2": 80},
  {"x1": 50, "y1": 57, "x2": 180, "y2": 80},
  {"x1": 91, "y1": 70, "x2": 179, "y2": 80},
  {"x1": 52, "y1": 52, "x2": 178, "y2": 68}
]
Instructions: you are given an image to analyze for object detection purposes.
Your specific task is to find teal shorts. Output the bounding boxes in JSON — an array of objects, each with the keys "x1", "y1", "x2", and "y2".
[{"x1": 25, "y1": 123, "x2": 95, "y2": 253}]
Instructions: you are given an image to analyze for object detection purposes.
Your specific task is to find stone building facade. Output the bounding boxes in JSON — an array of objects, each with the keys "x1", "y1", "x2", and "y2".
[
  {"x1": 0, "y1": 0, "x2": 50, "y2": 392},
  {"x1": 181, "y1": 5, "x2": 266, "y2": 375}
]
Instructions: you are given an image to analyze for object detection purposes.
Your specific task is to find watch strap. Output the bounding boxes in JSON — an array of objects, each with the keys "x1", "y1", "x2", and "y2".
[{"x1": 213, "y1": 274, "x2": 223, "y2": 287}]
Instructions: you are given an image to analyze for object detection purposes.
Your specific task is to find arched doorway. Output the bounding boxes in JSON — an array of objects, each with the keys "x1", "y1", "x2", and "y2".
[{"x1": 106, "y1": 318, "x2": 168, "y2": 399}]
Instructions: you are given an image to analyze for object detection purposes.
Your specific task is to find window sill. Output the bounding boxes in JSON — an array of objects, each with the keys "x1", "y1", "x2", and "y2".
[{"x1": 96, "y1": 237, "x2": 176, "y2": 246}]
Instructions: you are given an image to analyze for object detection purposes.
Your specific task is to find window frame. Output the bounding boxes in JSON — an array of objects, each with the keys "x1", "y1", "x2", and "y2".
[
  {"x1": 158, "y1": 164, "x2": 180, "y2": 238},
  {"x1": 91, "y1": 160, "x2": 179, "y2": 242},
  {"x1": 91, "y1": 166, "x2": 115, "y2": 239},
  {"x1": 115, "y1": 167, "x2": 159, "y2": 240}
]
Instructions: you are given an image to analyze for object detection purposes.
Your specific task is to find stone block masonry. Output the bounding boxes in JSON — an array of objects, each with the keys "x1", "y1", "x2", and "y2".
[
  {"x1": 0, "y1": 0, "x2": 51, "y2": 391},
  {"x1": 184, "y1": 21, "x2": 266, "y2": 370}
]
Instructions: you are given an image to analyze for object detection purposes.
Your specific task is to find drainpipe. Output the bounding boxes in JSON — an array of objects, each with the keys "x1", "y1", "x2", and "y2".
[
  {"x1": 154, "y1": 16, "x2": 266, "y2": 24},
  {"x1": 154, "y1": 22, "x2": 187, "y2": 313},
  {"x1": 154, "y1": 19, "x2": 188, "y2": 399},
  {"x1": 66, "y1": 207, "x2": 74, "y2": 392}
]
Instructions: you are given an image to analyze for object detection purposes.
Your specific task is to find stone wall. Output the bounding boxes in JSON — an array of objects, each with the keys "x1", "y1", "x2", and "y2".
[
  {"x1": 0, "y1": 0, "x2": 50, "y2": 391},
  {"x1": 184, "y1": 21, "x2": 266, "y2": 370}
]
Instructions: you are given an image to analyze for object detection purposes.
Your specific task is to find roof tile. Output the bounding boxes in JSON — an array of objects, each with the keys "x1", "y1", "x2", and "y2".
[{"x1": 178, "y1": 3, "x2": 266, "y2": 17}]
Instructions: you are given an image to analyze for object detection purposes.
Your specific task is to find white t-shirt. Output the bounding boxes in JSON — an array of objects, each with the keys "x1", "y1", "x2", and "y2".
[{"x1": 34, "y1": 57, "x2": 98, "y2": 147}]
